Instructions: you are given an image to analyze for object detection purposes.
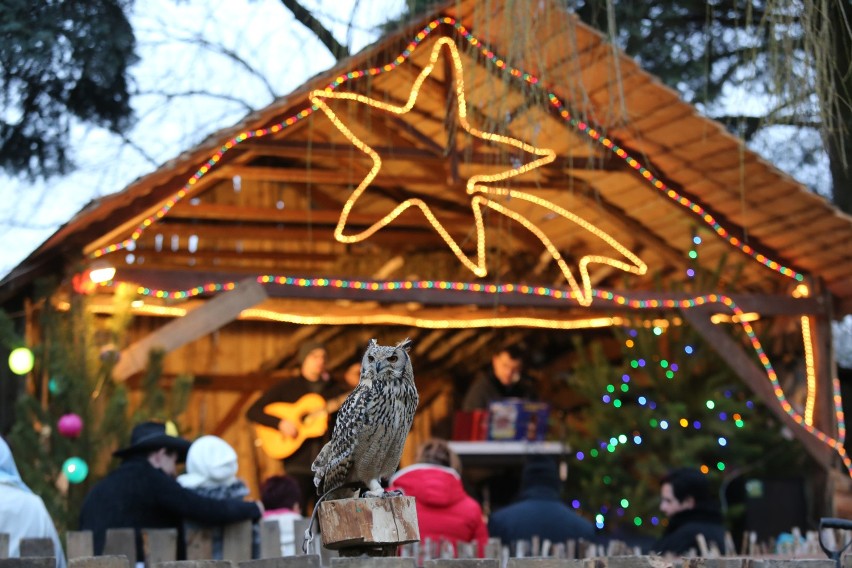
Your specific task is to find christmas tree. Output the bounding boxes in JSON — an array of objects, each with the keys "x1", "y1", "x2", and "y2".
[
  {"x1": 560, "y1": 244, "x2": 815, "y2": 545},
  {"x1": 3, "y1": 278, "x2": 193, "y2": 532}
]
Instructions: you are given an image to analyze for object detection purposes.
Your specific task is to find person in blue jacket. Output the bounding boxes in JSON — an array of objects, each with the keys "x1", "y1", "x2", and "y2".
[{"x1": 488, "y1": 455, "x2": 595, "y2": 549}]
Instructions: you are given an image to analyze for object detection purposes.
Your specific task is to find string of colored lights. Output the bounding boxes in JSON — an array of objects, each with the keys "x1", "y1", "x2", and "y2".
[
  {"x1": 90, "y1": 17, "x2": 801, "y2": 284},
  {"x1": 122, "y1": 274, "x2": 851, "y2": 475}
]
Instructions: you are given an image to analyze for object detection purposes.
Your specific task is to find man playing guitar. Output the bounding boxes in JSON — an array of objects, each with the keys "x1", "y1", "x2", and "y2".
[{"x1": 246, "y1": 341, "x2": 349, "y2": 512}]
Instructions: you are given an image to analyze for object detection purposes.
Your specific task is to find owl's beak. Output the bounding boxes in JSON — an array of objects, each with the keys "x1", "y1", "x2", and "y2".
[{"x1": 374, "y1": 361, "x2": 385, "y2": 373}]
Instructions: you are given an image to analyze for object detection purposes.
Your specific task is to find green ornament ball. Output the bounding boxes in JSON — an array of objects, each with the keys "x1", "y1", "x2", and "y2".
[
  {"x1": 62, "y1": 457, "x2": 89, "y2": 484},
  {"x1": 8, "y1": 347, "x2": 34, "y2": 375}
]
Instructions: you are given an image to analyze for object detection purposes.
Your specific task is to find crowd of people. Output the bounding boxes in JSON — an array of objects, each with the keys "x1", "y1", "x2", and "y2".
[{"x1": 0, "y1": 342, "x2": 730, "y2": 565}]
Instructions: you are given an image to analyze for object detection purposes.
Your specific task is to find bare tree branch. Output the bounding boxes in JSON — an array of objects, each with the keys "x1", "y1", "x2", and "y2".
[
  {"x1": 136, "y1": 89, "x2": 257, "y2": 114},
  {"x1": 169, "y1": 34, "x2": 280, "y2": 99},
  {"x1": 279, "y1": 0, "x2": 350, "y2": 61},
  {"x1": 712, "y1": 114, "x2": 821, "y2": 139}
]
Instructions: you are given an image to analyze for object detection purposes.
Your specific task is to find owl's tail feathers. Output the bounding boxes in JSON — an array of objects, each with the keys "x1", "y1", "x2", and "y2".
[{"x1": 302, "y1": 481, "x2": 365, "y2": 554}]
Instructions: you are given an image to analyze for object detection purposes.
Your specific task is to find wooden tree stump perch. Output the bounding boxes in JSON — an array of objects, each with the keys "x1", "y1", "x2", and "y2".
[{"x1": 317, "y1": 496, "x2": 419, "y2": 557}]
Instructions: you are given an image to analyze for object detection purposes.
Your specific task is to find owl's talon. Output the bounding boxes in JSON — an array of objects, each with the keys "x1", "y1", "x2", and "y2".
[{"x1": 383, "y1": 489, "x2": 404, "y2": 498}]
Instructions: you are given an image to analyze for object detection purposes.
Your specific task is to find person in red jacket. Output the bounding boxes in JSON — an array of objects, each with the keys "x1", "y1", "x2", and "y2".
[{"x1": 389, "y1": 438, "x2": 488, "y2": 556}]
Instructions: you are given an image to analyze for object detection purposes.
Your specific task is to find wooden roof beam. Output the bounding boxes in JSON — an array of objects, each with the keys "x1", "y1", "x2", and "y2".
[
  {"x1": 241, "y1": 140, "x2": 614, "y2": 172},
  {"x1": 140, "y1": 221, "x2": 454, "y2": 248},
  {"x1": 112, "y1": 268, "x2": 825, "y2": 315}
]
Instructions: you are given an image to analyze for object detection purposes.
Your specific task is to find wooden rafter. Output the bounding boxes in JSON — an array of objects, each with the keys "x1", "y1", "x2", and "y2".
[{"x1": 680, "y1": 306, "x2": 834, "y2": 469}]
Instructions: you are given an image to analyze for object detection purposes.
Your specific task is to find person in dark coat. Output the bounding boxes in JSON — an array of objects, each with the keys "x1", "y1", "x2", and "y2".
[
  {"x1": 653, "y1": 467, "x2": 726, "y2": 555},
  {"x1": 79, "y1": 422, "x2": 262, "y2": 561},
  {"x1": 462, "y1": 346, "x2": 537, "y2": 411},
  {"x1": 488, "y1": 456, "x2": 595, "y2": 548},
  {"x1": 245, "y1": 342, "x2": 349, "y2": 512}
]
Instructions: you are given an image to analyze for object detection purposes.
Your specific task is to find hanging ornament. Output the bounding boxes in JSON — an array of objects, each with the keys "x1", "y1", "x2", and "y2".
[
  {"x1": 57, "y1": 414, "x2": 84, "y2": 439},
  {"x1": 8, "y1": 347, "x2": 34, "y2": 375},
  {"x1": 48, "y1": 376, "x2": 64, "y2": 394},
  {"x1": 71, "y1": 272, "x2": 97, "y2": 295},
  {"x1": 62, "y1": 457, "x2": 89, "y2": 484}
]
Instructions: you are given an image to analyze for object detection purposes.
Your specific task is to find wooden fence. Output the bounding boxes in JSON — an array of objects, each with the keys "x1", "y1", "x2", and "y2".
[{"x1": 0, "y1": 523, "x2": 848, "y2": 568}]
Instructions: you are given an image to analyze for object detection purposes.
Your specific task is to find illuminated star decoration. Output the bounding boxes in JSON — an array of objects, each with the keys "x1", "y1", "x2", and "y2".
[{"x1": 310, "y1": 36, "x2": 647, "y2": 307}]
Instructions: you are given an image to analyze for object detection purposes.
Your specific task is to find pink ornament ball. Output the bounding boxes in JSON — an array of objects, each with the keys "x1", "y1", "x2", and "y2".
[{"x1": 57, "y1": 413, "x2": 83, "y2": 439}]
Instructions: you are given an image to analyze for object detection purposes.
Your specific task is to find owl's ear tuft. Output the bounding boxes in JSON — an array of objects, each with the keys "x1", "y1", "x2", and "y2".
[
  {"x1": 368, "y1": 339, "x2": 378, "y2": 348},
  {"x1": 397, "y1": 338, "x2": 412, "y2": 352}
]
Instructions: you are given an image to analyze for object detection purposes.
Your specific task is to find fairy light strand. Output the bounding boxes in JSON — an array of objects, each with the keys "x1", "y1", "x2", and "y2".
[{"x1": 120, "y1": 274, "x2": 851, "y2": 476}]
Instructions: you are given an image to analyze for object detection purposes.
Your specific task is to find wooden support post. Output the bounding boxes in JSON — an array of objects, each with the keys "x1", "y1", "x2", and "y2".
[
  {"x1": 0, "y1": 534, "x2": 7, "y2": 559},
  {"x1": 222, "y1": 520, "x2": 253, "y2": 562},
  {"x1": 19, "y1": 539, "x2": 53, "y2": 558},
  {"x1": 66, "y1": 532, "x2": 94, "y2": 560},
  {"x1": 426, "y1": 560, "x2": 498, "y2": 568},
  {"x1": 113, "y1": 278, "x2": 268, "y2": 382},
  {"x1": 143, "y1": 529, "x2": 177, "y2": 568},
  {"x1": 154, "y1": 561, "x2": 233, "y2": 568},
  {"x1": 184, "y1": 528, "x2": 213, "y2": 561},
  {"x1": 681, "y1": 307, "x2": 834, "y2": 468},
  {"x1": 0, "y1": 559, "x2": 55, "y2": 568},
  {"x1": 508, "y1": 558, "x2": 584, "y2": 568},
  {"x1": 316, "y1": 496, "x2": 419, "y2": 558},
  {"x1": 259, "y1": 521, "x2": 282, "y2": 559},
  {"x1": 69, "y1": 557, "x2": 130, "y2": 568},
  {"x1": 239, "y1": 557, "x2": 320, "y2": 568},
  {"x1": 103, "y1": 529, "x2": 136, "y2": 566},
  {"x1": 331, "y1": 558, "x2": 416, "y2": 568}
]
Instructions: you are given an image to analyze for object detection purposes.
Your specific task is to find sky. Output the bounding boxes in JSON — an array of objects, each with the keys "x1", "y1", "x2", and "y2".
[{"x1": 0, "y1": 0, "x2": 408, "y2": 279}]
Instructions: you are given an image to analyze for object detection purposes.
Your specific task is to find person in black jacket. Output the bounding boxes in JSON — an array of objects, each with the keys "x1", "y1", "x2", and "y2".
[
  {"x1": 79, "y1": 421, "x2": 262, "y2": 561},
  {"x1": 488, "y1": 456, "x2": 595, "y2": 551},
  {"x1": 246, "y1": 342, "x2": 348, "y2": 512},
  {"x1": 461, "y1": 345, "x2": 537, "y2": 411},
  {"x1": 653, "y1": 467, "x2": 726, "y2": 555}
]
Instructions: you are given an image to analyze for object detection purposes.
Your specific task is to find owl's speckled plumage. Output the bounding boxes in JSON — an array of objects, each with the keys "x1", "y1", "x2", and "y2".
[{"x1": 311, "y1": 338, "x2": 418, "y2": 499}]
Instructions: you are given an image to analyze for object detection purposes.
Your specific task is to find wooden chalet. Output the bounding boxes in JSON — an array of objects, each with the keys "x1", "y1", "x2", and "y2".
[{"x1": 2, "y1": 0, "x2": 852, "y2": 504}]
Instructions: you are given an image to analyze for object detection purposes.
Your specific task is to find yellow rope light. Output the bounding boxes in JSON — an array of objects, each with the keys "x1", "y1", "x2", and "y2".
[
  {"x1": 310, "y1": 36, "x2": 646, "y2": 306},
  {"x1": 801, "y1": 314, "x2": 817, "y2": 426}
]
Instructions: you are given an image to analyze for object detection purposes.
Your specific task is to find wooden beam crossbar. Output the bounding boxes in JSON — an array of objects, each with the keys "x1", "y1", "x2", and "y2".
[
  {"x1": 113, "y1": 268, "x2": 824, "y2": 315},
  {"x1": 680, "y1": 307, "x2": 834, "y2": 469}
]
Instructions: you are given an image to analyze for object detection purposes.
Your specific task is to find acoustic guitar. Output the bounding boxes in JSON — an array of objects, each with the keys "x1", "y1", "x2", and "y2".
[{"x1": 254, "y1": 392, "x2": 349, "y2": 459}]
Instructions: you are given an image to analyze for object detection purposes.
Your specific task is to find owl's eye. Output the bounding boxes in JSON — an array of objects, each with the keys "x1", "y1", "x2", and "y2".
[
  {"x1": 368, "y1": 355, "x2": 375, "y2": 363},
  {"x1": 387, "y1": 355, "x2": 398, "y2": 363}
]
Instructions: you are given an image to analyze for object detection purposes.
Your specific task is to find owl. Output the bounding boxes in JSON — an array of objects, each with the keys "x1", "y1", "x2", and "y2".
[{"x1": 311, "y1": 338, "x2": 418, "y2": 500}]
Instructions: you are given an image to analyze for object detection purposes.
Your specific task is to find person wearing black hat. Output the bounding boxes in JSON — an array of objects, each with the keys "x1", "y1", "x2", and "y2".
[
  {"x1": 79, "y1": 421, "x2": 263, "y2": 561},
  {"x1": 488, "y1": 456, "x2": 594, "y2": 550},
  {"x1": 245, "y1": 341, "x2": 349, "y2": 512}
]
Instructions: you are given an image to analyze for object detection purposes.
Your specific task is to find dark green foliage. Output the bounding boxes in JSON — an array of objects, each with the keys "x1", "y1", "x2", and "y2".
[
  {"x1": 0, "y1": 0, "x2": 138, "y2": 178},
  {"x1": 561, "y1": 249, "x2": 814, "y2": 539},
  {"x1": 563, "y1": 322, "x2": 812, "y2": 540},
  {"x1": 570, "y1": 0, "x2": 852, "y2": 211},
  {"x1": 5, "y1": 280, "x2": 193, "y2": 531}
]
